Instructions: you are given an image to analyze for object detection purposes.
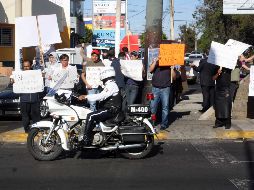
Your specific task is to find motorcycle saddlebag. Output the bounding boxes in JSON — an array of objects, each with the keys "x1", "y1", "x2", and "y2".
[{"x1": 119, "y1": 126, "x2": 146, "y2": 144}]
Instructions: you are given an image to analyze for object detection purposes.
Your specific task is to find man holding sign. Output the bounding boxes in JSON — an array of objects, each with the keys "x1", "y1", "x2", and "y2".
[{"x1": 18, "y1": 60, "x2": 41, "y2": 133}]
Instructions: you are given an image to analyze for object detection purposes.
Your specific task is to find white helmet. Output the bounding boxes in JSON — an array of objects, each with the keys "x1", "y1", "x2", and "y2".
[{"x1": 100, "y1": 66, "x2": 115, "y2": 81}]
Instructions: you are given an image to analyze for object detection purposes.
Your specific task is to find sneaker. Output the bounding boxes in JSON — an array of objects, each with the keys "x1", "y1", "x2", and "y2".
[{"x1": 160, "y1": 125, "x2": 168, "y2": 130}]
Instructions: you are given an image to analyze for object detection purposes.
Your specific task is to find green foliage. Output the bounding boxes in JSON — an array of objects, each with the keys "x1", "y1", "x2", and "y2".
[
  {"x1": 83, "y1": 26, "x2": 93, "y2": 43},
  {"x1": 193, "y1": 0, "x2": 254, "y2": 52},
  {"x1": 178, "y1": 25, "x2": 196, "y2": 52}
]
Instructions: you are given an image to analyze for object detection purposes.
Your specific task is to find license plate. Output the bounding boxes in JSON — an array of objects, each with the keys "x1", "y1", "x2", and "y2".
[{"x1": 128, "y1": 105, "x2": 150, "y2": 114}]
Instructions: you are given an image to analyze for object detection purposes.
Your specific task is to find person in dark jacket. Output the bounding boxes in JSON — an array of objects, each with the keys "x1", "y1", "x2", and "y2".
[
  {"x1": 212, "y1": 66, "x2": 232, "y2": 129},
  {"x1": 108, "y1": 48, "x2": 126, "y2": 111},
  {"x1": 20, "y1": 60, "x2": 41, "y2": 133},
  {"x1": 190, "y1": 58, "x2": 217, "y2": 113}
]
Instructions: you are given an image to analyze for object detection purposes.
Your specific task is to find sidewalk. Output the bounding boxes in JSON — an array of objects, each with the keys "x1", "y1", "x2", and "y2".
[{"x1": 0, "y1": 84, "x2": 254, "y2": 143}]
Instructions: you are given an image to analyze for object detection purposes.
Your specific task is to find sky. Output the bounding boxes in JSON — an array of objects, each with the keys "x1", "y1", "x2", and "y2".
[{"x1": 83, "y1": 0, "x2": 201, "y2": 39}]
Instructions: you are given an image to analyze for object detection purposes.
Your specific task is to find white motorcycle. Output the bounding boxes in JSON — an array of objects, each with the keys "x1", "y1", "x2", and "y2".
[{"x1": 27, "y1": 90, "x2": 156, "y2": 161}]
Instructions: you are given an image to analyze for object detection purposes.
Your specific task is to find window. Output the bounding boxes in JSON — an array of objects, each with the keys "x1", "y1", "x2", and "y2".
[{"x1": 0, "y1": 27, "x2": 13, "y2": 47}]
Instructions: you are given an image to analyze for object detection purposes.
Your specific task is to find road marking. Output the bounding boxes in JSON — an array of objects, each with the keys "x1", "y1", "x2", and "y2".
[
  {"x1": 191, "y1": 140, "x2": 239, "y2": 167},
  {"x1": 229, "y1": 178, "x2": 254, "y2": 190}
]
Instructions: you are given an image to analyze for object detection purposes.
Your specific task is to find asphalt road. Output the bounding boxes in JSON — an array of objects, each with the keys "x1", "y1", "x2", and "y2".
[{"x1": 0, "y1": 140, "x2": 254, "y2": 190}]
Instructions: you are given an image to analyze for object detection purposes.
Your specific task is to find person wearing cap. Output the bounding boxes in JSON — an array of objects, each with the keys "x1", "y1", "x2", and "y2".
[{"x1": 81, "y1": 49, "x2": 105, "y2": 111}]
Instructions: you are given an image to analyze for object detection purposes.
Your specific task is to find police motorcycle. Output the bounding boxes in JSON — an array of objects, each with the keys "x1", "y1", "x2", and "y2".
[{"x1": 27, "y1": 72, "x2": 156, "y2": 161}]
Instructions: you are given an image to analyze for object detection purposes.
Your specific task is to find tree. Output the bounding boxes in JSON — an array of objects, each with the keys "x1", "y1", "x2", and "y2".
[
  {"x1": 82, "y1": 26, "x2": 93, "y2": 43},
  {"x1": 193, "y1": 0, "x2": 254, "y2": 52},
  {"x1": 178, "y1": 24, "x2": 196, "y2": 52}
]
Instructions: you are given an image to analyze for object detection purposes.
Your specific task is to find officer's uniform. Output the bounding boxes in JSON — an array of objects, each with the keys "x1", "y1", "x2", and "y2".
[{"x1": 83, "y1": 79, "x2": 121, "y2": 145}]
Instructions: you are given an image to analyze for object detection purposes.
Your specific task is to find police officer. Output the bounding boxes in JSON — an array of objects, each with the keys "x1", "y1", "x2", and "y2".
[{"x1": 78, "y1": 67, "x2": 121, "y2": 146}]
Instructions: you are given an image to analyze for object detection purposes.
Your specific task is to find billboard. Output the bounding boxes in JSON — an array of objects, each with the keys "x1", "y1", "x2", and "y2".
[
  {"x1": 93, "y1": 0, "x2": 126, "y2": 14},
  {"x1": 94, "y1": 16, "x2": 125, "y2": 29},
  {"x1": 223, "y1": 0, "x2": 254, "y2": 14},
  {"x1": 92, "y1": 29, "x2": 126, "y2": 47}
]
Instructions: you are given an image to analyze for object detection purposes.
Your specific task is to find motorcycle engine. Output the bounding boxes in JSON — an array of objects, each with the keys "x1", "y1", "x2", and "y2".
[{"x1": 92, "y1": 132, "x2": 104, "y2": 145}]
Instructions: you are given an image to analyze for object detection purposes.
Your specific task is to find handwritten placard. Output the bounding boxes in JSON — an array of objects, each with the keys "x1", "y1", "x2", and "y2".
[
  {"x1": 120, "y1": 60, "x2": 143, "y2": 81},
  {"x1": 249, "y1": 66, "x2": 254, "y2": 96},
  {"x1": 147, "y1": 48, "x2": 160, "y2": 80},
  {"x1": 86, "y1": 66, "x2": 104, "y2": 88},
  {"x1": 207, "y1": 41, "x2": 238, "y2": 69},
  {"x1": 51, "y1": 66, "x2": 78, "y2": 89},
  {"x1": 13, "y1": 70, "x2": 44, "y2": 93},
  {"x1": 159, "y1": 44, "x2": 185, "y2": 66},
  {"x1": 225, "y1": 39, "x2": 251, "y2": 56}
]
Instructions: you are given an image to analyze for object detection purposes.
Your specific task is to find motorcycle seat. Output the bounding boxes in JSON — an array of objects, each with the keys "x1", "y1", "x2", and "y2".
[{"x1": 103, "y1": 111, "x2": 125, "y2": 127}]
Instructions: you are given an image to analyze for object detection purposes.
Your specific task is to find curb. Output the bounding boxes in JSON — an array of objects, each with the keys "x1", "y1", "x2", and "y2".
[{"x1": 0, "y1": 130, "x2": 27, "y2": 143}]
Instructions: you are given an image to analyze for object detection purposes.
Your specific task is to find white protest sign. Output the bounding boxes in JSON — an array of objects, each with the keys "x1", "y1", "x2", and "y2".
[
  {"x1": 102, "y1": 59, "x2": 112, "y2": 66},
  {"x1": 225, "y1": 39, "x2": 251, "y2": 56},
  {"x1": 12, "y1": 70, "x2": 44, "y2": 93},
  {"x1": 147, "y1": 48, "x2": 160, "y2": 80},
  {"x1": 37, "y1": 14, "x2": 62, "y2": 45},
  {"x1": 15, "y1": 16, "x2": 39, "y2": 48},
  {"x1": 120, "y1": 60, "x2": 143, "y2": 81},
  {"x1": 249, "y1": 66, "x2": 254, "y2": 96},
  {"x1": 207, "y1": 41, "x2": 238, "y2": 69},
  {"x1": 51, "y1": 66, "x2": 78, "y2": 89},
  {"x1": 15, "y1": 14, "x2": 62, "y2": 70},
  {"x1": 86, "y1": 67, "x2": 104, "y2": 88}
]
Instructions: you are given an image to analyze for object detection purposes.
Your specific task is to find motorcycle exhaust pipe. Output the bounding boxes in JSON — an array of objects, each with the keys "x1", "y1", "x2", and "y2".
[{"x1": 100, "y1": 144, "x2": 144, "y2": 151}]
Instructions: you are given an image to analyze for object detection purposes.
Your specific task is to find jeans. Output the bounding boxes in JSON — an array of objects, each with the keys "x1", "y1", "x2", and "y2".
[
  {"x1": 125, "y1": 84, "x2": 139, "y2": 106},
  {"x1": 87, "y1": 88, "x2": 100, "y2": 111},
  {"x1": 150, "y1": 87, "x2": 170, "y2": 128}
]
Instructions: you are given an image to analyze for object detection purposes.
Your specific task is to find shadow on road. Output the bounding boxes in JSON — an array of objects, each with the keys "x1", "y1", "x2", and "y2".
[{"x1": 244, "y1": 140, "x2": 254, "y2": 189}]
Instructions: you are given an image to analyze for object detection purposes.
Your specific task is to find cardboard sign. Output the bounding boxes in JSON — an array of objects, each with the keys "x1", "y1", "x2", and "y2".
[
  {"x1": 249, "y1": 66, "x2": 254, "y2": 96},
  {"x1": 225, "y1": 39, "x2": 251, "y2": 56},
  {"x1": 147, "y1": 48, "x2": 160, "y2": 80},
  {"x1": 159, "y1": 44, "x2": 185, "y2": 66},
  {"x1": 207, "y1": 41, "x2": 238, "y2": 69},
  {"x1": 13, "y1": 70, "x2": 44, "y2": 93},
  {"x1": 120, "y1": 60, "x2": 143, "y2": 81},
  {"x1": 50, "y1": 66, "x2": 78, "y2": 89},
  {"x1": 86, "y1": 67, "x2": 104, "y2": 88}
]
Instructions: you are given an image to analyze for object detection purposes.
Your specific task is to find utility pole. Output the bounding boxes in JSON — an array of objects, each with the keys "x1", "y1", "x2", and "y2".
[
  {"x1": 15, "y1": 0, "x2": 23, "y2": 70},
  {"x1": 142, "y1": 0, "x2": 163, "y2": 104},
  {"x1": 170, "y1": 0, "x2": 174, "y2": 40},
  {"x1": 115, "y1": 0, "x2": 121, "y2": 56}
]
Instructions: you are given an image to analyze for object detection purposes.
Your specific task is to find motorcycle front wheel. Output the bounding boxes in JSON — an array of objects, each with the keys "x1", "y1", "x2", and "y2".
[
  {"x1": 120, "y1": 134, "x2": 154, "y2": 159},
  {"x1": 27, "y1": 128, "x2": 63, "y2": 161}
]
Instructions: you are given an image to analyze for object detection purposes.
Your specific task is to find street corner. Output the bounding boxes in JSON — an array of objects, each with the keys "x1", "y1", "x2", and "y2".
[
  {"x1": 215, "y1": 128, "x2": 254, "y2": 139},
  {"x1": 0, "y1": 129, "x2": 27, "y2": 143}
]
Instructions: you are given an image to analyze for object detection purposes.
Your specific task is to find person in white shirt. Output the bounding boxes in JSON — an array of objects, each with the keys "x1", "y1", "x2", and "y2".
[
  {"x1": 78, "y1": 67, "x2": 121, "y2": 146},
  {"x1": 44, "y1": 53, "x2": 59, "y2": 93},
  {"x1": 50, "y1": 54, "x2": 78, "y2": 93}
]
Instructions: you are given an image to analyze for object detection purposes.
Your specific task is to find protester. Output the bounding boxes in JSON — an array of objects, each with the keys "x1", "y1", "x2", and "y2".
[
  {"x1": 149, "y1": 57, "x2": 176, "y2": 130},
  {"x1": 81, "y1": 49, "x2": 105, "y2": 111},
  {"x1": 125, "y1": 51, "x2": 143, "y2": 106},
  {"x1": 190, "y1": 58, "x2": 217, "y2": 113},
  {"x1": 230, "y1": 59, "x2": 242, "y2": 103},
  {"x1": 108, "y1": 48, "x2": 126, "y2": 111},
  {"x1": 19, "y1": 60, "x2": 41, "y2": 133},
  {"x1": 121, "y1": 47, "x2": 131, "y2": 60},
  {"x1": 50, "y1": 54, "x2": 78, "y2": 91},
  {"x1": 44, "y1": 53, "x2": 59, "y2": 93},
  {"x1": 212, "y1": 66, "x2": 232, "y2": 129}
]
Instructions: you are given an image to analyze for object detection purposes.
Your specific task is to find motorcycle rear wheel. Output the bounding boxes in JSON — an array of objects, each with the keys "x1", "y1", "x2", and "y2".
[
  {"x1": 120, "y1": 135, "x2": 154, "y2": 159},
  {"x1": 27, "y1": 128, "x2": 63, "y2": 161}
]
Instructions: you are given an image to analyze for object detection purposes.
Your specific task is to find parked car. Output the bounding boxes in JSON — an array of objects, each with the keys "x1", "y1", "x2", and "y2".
[{"x1": 0, "y1": 84, "x2": 48, "y2": 118}]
